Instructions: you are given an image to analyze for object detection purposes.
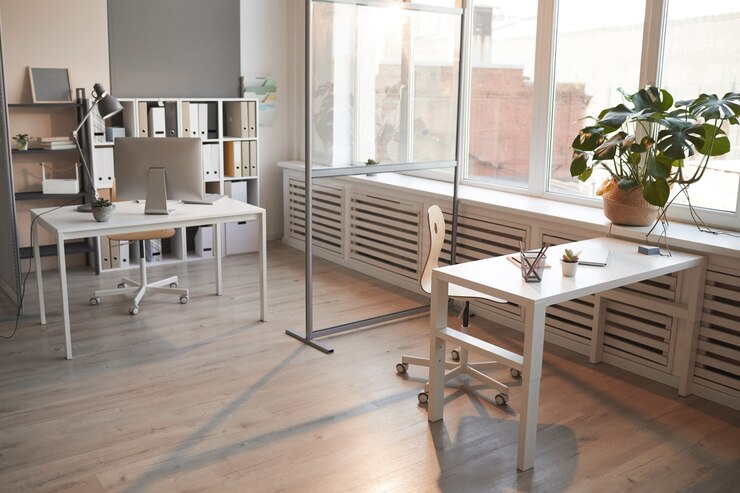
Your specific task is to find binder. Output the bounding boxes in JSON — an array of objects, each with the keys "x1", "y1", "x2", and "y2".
[
  {"x1": 207, "y1": 103, "x2": 218, "y2": 139},
  {"x1": 115, "y1": 240, "x2": 129, "y2": 267},
  {"x1": 223, "y1": 141, "x2": 241, "y2": 177},
  {"x1": 249, "y1": 141, "x2": 258, "y2": 176},
  {"x1": 110, "y1": 239, "x2": 121, "y2": 268},
  {"x1": 224, "y1": 101, "x2": 248, "y2": 138},
  {"x1": 181, "y1": 101, "x2": 191, "y2": 137},
  {"x1": 137, "y1": 102, "x2": 149, "y2": 137},
  {"x1": 194, "y1": 226, "x2": 214, "y2": 258},
  {"x1": 90, "y1": 104, "x2": 106, "y2": 144},
  {"x1": 224, "y1": 180, "x2": 247, "y2": 202},
  {"x1": 246, "y1": 140, "x2": 252, "y2": 176},
  {"x1": 202, "y1": 144, "x2": 212, "y2": 180},
  {"x1": 164, "y1": 102, "x2": 178, "y2": 137},
  {"x1": 100, "y1": 236, "x2": 111, "y2": 270},
  {"x1": 198, "y1": 103, "x2": 208, "y2": 140},
  {"x1": 146, "y1": 239, "x2": 162, "y2": 262},
  {"x1": 247, "y1": 101, "x2": 257, "y2": 138},
  {"x1": 210, "y1": 144, "x2": 220, "y2": 180},
  {"x1": 148, "y1": 107, "x2": 166, "y2": 138},
  {"x1": 92, "y1": 147, "x2": 114, "y2": 189},
  {"x1": 188, "y1": 102, "x2": 199, "y2": 137}
]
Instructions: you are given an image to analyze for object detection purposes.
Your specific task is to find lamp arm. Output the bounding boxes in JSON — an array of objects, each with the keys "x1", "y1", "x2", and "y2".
[{"x1": 72, "y1": 97, "x2": 101, "y2": 198}]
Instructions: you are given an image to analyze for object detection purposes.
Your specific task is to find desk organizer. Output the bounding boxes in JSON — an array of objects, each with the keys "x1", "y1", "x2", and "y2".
[{"x1": 41, "y1": 162, "x2": 80, "y2": 194}]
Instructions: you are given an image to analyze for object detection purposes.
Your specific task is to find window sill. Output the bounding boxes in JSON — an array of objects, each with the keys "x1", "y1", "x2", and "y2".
[{"x1": 279, "y1": 161, "x2": 740, "y2": 258}]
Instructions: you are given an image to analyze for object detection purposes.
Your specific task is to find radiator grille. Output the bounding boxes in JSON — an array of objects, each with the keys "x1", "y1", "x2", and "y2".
[
  {"x1": 288, "y1": 179, "x2": 343, "y2": 257},
  {"x1": 694, "y1": 266, "x2": 740, "y2": 398},
  {"x1": 349, "y1": 193, "x2": 421, "y2": 280}
]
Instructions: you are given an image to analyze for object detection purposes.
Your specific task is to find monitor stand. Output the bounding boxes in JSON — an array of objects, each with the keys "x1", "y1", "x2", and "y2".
[{"x1": 145, "y1": 167, "x2": 173, "y2": 215}]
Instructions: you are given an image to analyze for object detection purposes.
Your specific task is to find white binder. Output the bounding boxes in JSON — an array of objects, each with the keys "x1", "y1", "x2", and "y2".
[
  {"x1": 137, "y1": 101, "x2": 149, "y2": 137},
  {"x1": 188, "y1": 103, "x2": 199, "y2": 137},
  {"x1": 224, "y1": 180, "x2": 247, "y2": 203},
  {"x1": 148, "y1": 107, "x2": 166, "y2": 138},
  {"x1": 198, "y1": 103, "x2": 208, "y2": 140},
  {"x1": 241, "y1": 141, "x2": 251, "y2": 177},
  {"x1": 249, "y1": 141, "x2": 257, "y2": 176},
  {"x1": 194, "y1": 225, "x2": 214, "y2": 258},
  {"x1": 92, "y1": 147, "x2": 114, "y2": 189}
]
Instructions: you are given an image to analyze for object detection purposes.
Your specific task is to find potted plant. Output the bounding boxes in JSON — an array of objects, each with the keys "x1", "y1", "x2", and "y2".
[
  {"x1": 13, "y1": 133, "x2": 31, "y2": 151},
  {"x1": 365, "y1": 158, "x2": 380, "y2": 176},
  {"x1": 561, "y1": 248, "x2": 580, "y2": 277},
  {"x1": 91, "y1": 197, "x2": 114, "y2": 222},
  {"x1": 570, "y1": 86, "x2": 740, "y2": 226}
]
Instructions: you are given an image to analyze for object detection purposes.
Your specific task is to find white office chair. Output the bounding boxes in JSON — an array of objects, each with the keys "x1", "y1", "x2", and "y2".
[
  {"x1": 396, "y1": 204, "x2": 520, "y2": 405},
  {"x1": 90, "y1": 229, "x2": 189, "y2": 315}
]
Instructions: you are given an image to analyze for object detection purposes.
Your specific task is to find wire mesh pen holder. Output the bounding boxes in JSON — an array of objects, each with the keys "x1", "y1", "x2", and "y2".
[{"x1": 520, "y1": 247, "x2": 548, "y2": 282}]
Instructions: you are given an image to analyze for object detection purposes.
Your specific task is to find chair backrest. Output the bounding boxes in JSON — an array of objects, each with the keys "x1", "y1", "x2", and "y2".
[{"x1": 419, "y1": 204, "x2": 446, "y2": 295}]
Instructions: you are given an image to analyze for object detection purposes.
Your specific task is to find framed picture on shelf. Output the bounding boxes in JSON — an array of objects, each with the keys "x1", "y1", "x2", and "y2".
[{"x1": 28, "y1": 67, "x2": 72, "y2": 103}]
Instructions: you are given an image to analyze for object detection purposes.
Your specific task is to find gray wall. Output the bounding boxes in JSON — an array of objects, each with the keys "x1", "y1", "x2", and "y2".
[{"x1": 108, "y1": 0, "x2": 240, "y2": 98}]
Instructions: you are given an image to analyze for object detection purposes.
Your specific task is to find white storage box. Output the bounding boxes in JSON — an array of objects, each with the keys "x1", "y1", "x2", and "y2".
[
  {"x1": 41, "y1": 163, "x2": 80, "y2": 194},
  {"x1": 194, "y1": 225, "x2": 214, "y2": 258},
  {"x1": 223, "y1": 220, "x2": 258, "y2": 255}
]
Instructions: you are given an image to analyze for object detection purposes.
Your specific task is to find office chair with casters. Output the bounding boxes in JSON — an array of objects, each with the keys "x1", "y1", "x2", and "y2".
[
  {"x1": 89, "y1": 229, "x2": 189, "y2": 315},
  {"x1": 396, "y1": 205, "x2": 521, "y2": 405}
]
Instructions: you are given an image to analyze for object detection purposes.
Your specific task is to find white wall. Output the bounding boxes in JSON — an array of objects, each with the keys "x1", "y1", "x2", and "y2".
[{"x1": 240, "y1": 0, "x2": 301, "y2": 240}]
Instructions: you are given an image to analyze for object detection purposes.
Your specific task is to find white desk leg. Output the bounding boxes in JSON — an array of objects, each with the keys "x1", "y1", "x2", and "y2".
[
  {"x1": 258, "y1": 212, "x2": 267, "y2": 322},
  {"x1": 427, "y1": 275, "x2": 449, "y2": 422},
  {"x1": 215, "y1": 223, "x2": 222, "y2": 296},
  {"x1": 517, "y1": 303, "x2": 546, "y2": 471},
  {"x1": 32, "y1": 221, "x2": 46, "y2": 325},
  {"x1": 57, "y1": 235, "x2": 72, "y2": 359}
]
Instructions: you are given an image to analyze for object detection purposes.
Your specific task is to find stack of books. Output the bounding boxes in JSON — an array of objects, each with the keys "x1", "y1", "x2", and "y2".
[{"x1": 40, "y1": 136, "x2": 76, "y2": 150}]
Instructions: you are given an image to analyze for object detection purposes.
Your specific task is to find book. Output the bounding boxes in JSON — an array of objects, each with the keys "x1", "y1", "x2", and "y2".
[{"x1": 41, "y1": 136, "x2": 73, "y2": 143}]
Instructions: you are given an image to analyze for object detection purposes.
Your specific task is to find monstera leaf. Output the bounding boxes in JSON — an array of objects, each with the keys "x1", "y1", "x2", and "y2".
[
  {"x1": 593, "y1": 131, "x2": 628, "y2": 161},
  {"x1": 596, "y1": 104, "x2": 638, "y2": 130},
  {"x1": 642, "y1": 178, "x2": 671, "y2": 207},
  {"x1": 655, "y1": 121, "x2": 704, "y2": 160},
  {"x1": 697, "y1": 124, "x2": 730, "y2": 156},
  {"x1": 620, "y1": 86, "x2": 674, "y2": 113},
  {"x1": 678, "y1": 92, "x2": 740, "y2": 122},
  {"x1": 572, "y1": 126, "x2": 606, "y2": 151}
]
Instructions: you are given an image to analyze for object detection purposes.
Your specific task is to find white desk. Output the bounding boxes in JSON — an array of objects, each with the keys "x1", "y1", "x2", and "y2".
[
  {"x1": 31, "y1": 199, "x2": 267, "y2": 359},
  {"x1": 427, "y1": 237, "x2": 705, "y2": 471}
]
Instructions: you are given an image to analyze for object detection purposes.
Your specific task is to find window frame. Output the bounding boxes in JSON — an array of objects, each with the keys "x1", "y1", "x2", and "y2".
[{"x1": 457, "y1": 0, "x2": 740, "y2": 230}]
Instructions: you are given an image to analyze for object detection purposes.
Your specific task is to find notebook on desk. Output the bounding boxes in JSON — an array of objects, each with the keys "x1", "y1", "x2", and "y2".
[{"x1": 578, "y1": 249, "x2": 610, "y2": 266}]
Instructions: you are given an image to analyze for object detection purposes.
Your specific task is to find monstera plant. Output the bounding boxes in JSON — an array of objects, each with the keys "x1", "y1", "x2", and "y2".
[{"x1": 570, "y1": 86, "x2": 740, "y2": 225}]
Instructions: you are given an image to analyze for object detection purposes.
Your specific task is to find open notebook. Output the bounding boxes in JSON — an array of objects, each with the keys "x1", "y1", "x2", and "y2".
[{"x1": 578, "y1": 249, "x2": 610, "y2": 266}]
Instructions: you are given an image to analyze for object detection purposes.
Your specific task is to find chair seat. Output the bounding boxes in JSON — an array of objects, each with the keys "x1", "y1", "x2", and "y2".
[
  {"x1": 109, "y1": 228, "x2": 176, "y2": 242},
  {"x1": 449, "y1": 283, "x2": 507, "y2": 304}
]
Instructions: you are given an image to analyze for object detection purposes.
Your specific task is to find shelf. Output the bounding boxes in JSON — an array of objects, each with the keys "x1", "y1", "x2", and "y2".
[
  {"x1": 224, "y1": 176, "x2": 258, "y2": 181},
  {"x1": 222, "y1": 137, "x2": 257, "y2": 142},
  {"x1": 19, "y1": 240, "x2": 92, "y2": 259},
  {"x1": 12, "y1": 148, "x2": 78, "y2": 155},
  {"x1": 8, "y1": 102, "x2": 79, "y2": 108},
  {"x1": 15, "y1": 191, "x2": 84, "y2": 201}
]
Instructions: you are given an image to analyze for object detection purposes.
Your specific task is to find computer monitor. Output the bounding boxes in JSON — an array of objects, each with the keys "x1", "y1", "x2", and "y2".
[{"x1": 114, "y1": 137, "x2": 203, "y2": 204}]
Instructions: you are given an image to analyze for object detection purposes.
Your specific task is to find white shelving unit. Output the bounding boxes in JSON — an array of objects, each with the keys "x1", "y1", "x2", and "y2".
[{"x1": 89, "y1": 97, "x2": 260, "y2": 273}]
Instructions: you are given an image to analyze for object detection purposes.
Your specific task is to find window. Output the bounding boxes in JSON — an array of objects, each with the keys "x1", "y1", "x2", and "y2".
[
  {"x1": 466, "y1": 1, "x2": 538, "y2": 188},
  {"x1": 548, "y1": 0, "x2": 646, "y2": 198},
  {"x1": 660, "y1": 0, "x2": 740, "y2": 214}
]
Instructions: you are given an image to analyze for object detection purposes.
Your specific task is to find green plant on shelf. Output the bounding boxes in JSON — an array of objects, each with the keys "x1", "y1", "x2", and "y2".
[
  {"x1": 365, "y1": 158, "x2": 380, "y2": 166},
  {"x1": 13, "y1": 133, "x2": 31, "y2": 151}
]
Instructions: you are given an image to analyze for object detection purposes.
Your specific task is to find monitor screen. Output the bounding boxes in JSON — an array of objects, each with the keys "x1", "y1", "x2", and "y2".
[{"x1": 113, "y1": 137, "x2": 203, "y2": 202}]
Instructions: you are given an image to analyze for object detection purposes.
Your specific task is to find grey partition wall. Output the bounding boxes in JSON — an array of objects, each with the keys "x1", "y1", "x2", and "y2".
[
  {"x1": 0, "y1": 28, "x2": 21, "y2": 309},
  {"x1": 108, "y1": 0, "x2": 241, "y2": 97}
]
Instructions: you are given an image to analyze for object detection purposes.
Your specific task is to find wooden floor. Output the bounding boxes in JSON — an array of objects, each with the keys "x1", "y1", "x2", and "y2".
[{"x1": 0, "y1": 242, "x2": 738, "y2": 493}]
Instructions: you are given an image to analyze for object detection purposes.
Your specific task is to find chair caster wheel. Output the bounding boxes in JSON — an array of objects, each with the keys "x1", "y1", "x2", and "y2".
[
  {"x1": 170, "y1": 282, "x2": 178, "y2": 288},
  {"x1": 451, "y1": 349, "x2": 460, "y2": 362},
  {"x1": 418, "y1": 392, "x2": 429, "y2": 404},
  {"x1": 89, "y1": 297, "x2": 100, "y2": 306},
  {"x1": 494, "y1": 393, "x2": 508, "y2": 406},
  {"x1": 180, "y1": 296, "x2": 189, "y2": 304},
  {"x1": 396, "y1": 363, "x2": 408, "y2": 374},
  {"x1": 129, "y1": 306, "x2": 139, "y2": 315},
  {"x1": 510, "y1": 368, "x2": 522, "y2": 378},
  {"x1": 117, "y1": 282, "x2": 127, "y2": 289}
]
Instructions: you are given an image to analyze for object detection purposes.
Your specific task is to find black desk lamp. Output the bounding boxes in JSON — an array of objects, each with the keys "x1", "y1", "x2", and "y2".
[{"x1": 72, "y1": 83, "x2": 123, "y2": 212}]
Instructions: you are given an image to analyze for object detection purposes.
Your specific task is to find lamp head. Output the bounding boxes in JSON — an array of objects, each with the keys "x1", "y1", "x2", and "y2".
[{"x1": 92, "y1": 83, "x2": 122, "y2": 120}]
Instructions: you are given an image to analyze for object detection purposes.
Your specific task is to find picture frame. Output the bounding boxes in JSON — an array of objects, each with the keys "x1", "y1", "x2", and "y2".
[{"x1": 28, "y1": 67, "x2": 72, "y2": 103}]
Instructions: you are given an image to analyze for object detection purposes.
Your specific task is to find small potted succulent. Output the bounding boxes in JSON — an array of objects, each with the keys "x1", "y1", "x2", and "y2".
[
  {"x1": 365, "y1": 158, "x2": 380, "y2": 176},
  {"x1": 91, "y1": 197, "x2": 114, "y2": 222},
  {"x1": 13, "y1": 133, "x2": 31, "y2": 151},
  {"x1": 561, "y1": 248, "x2": 580, "y2": 277}
]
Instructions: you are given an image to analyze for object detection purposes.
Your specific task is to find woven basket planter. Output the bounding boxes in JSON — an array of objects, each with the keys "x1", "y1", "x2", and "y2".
[{"x1": 601, "y1": 181, "x2": 659, "y2": 226}]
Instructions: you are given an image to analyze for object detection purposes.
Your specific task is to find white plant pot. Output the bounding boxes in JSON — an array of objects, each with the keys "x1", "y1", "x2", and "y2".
[{"x1": 561, "y1": 260, "x2": 578, "y2": 277}]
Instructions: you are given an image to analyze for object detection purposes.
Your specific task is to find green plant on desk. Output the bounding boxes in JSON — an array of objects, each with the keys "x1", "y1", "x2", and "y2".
[{"x1": 91, "y1": 197, "x2": 113, "y2": 222}]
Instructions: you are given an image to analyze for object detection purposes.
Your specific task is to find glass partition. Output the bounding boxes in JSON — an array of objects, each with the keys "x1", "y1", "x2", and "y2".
[{"x1": 311, "y1": 0, "x2": 461, "y2": 174}]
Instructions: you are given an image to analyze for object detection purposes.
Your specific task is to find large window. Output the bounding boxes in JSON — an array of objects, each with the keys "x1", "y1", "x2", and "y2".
[
  {"x1": 548, "y1": 0, "x2": 646, "y2": 198},
  {"x1": 661, "y1": 1, "x2": 740, "y2": 213},
  {"x1": 466, "y1": 1, "x2": 538, "y2": 188}
]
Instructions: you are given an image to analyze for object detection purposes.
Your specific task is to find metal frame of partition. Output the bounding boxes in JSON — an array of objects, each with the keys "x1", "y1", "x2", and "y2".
[{"x1": 286, "y1": 0, "x2": 470, "y2": 353}]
